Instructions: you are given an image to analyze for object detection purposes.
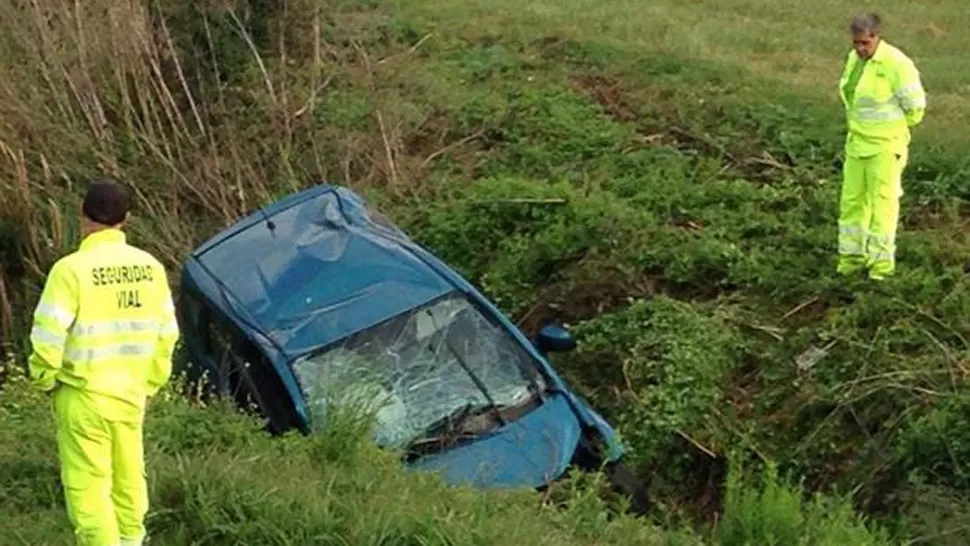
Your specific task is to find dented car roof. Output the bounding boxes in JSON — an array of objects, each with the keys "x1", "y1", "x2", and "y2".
[{"x1": 183, "y1": 184, "x2": 454, "y2": 359}]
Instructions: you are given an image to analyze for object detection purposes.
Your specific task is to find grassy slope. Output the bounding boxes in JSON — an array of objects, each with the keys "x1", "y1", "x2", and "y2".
[
  {"x1": 386, "y1": 1, "x2": 970, "y2": 540},
  {"x1": 397, "y1": 0, "x2": 970, "y2": 148},
  {"x1": 0, "y1": 366, "x2": 695, "y2": 546},
  {"x1": 0, "y1": 0, "x2": 968, "y2": 544}
]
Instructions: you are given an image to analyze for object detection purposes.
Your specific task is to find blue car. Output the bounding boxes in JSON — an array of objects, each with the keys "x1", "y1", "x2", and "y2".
[{"x1": 176, "y1": 184, "x2": 647, "y2": 510}]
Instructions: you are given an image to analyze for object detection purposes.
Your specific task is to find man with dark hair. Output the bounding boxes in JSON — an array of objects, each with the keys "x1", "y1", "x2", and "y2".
[
  {"x1": 837, "y1": 12, "x2": 926, "y2": 280},
  {"x1": 28, "y1": 179, "x2": 179, "y2": 546}
]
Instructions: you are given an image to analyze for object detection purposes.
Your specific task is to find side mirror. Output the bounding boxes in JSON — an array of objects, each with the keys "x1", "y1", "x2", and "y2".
[{"x1": 535, "y1": 325, "x2": 577, "y2": 353}]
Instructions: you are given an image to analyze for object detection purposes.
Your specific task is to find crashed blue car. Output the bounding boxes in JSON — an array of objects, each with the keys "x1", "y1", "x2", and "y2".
[{"x1": 176, "y1": 184, "x2": 646, "y2": 510}]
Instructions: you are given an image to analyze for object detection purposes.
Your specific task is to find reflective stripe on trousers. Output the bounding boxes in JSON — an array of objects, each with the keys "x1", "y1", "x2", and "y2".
[{"x1": 838, "y1": 151, "x2": 906, "y2": 276}]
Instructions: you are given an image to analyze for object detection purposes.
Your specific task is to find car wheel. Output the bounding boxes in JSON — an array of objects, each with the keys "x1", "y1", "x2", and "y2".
[
  {"x1": 570, "y1": 428, "x2": 651, "y2": 516},
  {"x1": 604, "y1": 459, "x2": 651, "y2": 516}
]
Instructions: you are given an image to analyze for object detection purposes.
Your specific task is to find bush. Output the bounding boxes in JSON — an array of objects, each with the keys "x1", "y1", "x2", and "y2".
[{"x1": 716, "y1": 459, "x2": 892, "y2": 546}]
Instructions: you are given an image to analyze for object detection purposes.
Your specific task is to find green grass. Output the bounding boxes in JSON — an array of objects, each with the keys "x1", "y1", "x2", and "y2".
[
  {"x1": 0, "y1": 0, "x2": 968, "y2": 543},
  {"x1": 2, "y1": 363, "x2": 894, "y2": 545},
  {"x1": 0, "y1": 365, "x2": 695, "y2": 545},
  {"x1": 395, "y1": 0, "x2": 970, "y2": 149}
]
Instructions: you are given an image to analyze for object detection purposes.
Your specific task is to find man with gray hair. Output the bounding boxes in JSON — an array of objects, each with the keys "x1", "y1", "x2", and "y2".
[{"x1": 836, "y1": 12, "x2": 926, "y2": 280}]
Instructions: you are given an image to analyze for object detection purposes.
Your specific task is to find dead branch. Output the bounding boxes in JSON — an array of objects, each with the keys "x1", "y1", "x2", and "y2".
[
  {"x1": 228, "y1": 8, "x2": 277, "y2": 106},
  {"x1": 781, "y1": 296, "x2": 819, "y2": 320},
  {"x1": 677, "y1": 429, "x2": 717, "y2": 459},
  {"x1": 713, "y1": 408, "x2": 769, "y2": 463},
  {"x1": 377, "y1": 33, "x2": 434, "y2": 65},
  {"x1": 0, "y1": 269, "x2": 13, "y2": 347},
  {"x1": 292, "y1": 72, "x2": 336, "y2": 119},
  {"x1": 155, "y1": 0, "x2": 205, "y2": 137},
  {"x1": 420, "y1": 126, "x2": 487, "y2": 168},
  {"x1": 466, "y1": 198, "x2": 568, "y2": 205},
  {"x1": 669, "y1": 125, "x2": 736, "y2": 162},
  {"x1": 621, "y1": 359, "x2": 637, "y2": 396},
  {"x1": 731, "y1": 319, "x2": 784, "y2": 341},
  {"x1": 375, "y1": 109, "x2": 398, "y2": 187},
  {"x1": 353, "y1": 40, "x2": 399, "y2": 190},
  {"x1": 745, "y1": 151, "x2": 792, "y2": 171},
  {"x1": 918, "y1": 326, "x2": 962, "y2": 390}
]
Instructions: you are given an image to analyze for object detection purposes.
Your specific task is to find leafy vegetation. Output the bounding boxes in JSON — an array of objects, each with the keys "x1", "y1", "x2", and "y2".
[
  {"x1": 1, "y1": 0, "x2": 968, "y2": 544},
  {"x1": 0, "y1": 364, "x2": 698, "y2": 545}
]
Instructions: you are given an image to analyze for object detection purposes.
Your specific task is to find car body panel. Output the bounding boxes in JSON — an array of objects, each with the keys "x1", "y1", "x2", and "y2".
[{"x1": 408, "y1": 393, "x2": 582, "y2": 489}]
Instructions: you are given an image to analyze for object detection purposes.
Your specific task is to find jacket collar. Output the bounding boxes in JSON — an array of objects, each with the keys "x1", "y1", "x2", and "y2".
[
  {"x1": 851, "y1": 39, "x2": 890, "y2": 65},
  {"x1": 867, "y1": 39, "x2": 890, "y2": 64},
  {"x1": 79, "y1": 228, "x2": 126, "y2": 250}
]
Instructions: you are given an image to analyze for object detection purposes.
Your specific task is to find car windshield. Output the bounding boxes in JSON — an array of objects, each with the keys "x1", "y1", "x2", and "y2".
[{"x1": 291, "y1": 291, "x2": 547, "y2": 449}]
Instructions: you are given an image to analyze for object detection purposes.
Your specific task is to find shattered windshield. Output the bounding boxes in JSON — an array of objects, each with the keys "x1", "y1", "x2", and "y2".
[{"x1": 291, "y1": 291, "x2": 547, "y2": 449}]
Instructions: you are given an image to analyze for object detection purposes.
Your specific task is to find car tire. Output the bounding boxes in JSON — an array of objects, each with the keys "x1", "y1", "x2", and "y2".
[
  {"x1": 604, "y1": 459, "x2": 651, "y2": 516},
  {"x1": 570, "y1": 429, "x2": 651, "y2": 516}
]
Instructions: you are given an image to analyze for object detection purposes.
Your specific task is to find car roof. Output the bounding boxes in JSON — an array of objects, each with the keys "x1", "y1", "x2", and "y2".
[{"x1": 182, "y1": 183, "x2": 454, "y2": 359}]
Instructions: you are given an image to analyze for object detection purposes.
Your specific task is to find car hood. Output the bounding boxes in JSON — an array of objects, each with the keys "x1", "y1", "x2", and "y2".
[{"x1": 406, "y1": 393, "x2": 582, "y2": 489}]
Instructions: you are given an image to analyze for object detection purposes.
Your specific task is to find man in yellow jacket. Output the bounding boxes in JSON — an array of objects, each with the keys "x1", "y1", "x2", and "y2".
[
  {"x1": 837, "y1": 12, "x2": 926, "y2": 280},
  {"x1": 28, "y1": 179, "x2": 180, "y2": 546}
]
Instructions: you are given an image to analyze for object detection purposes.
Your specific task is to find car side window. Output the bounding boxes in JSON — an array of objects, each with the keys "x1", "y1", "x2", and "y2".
[{"x1": 188, "y1": 295, "x2": 240, "y2": 394}]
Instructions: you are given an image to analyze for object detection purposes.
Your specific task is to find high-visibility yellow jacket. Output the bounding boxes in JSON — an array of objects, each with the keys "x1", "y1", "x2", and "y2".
[
  {"x1": 28, "y1": 228, "x2": 179, "y2": 413},
  {"x1": 838, "y1": 40, "x2": 927, "y2": 158}
]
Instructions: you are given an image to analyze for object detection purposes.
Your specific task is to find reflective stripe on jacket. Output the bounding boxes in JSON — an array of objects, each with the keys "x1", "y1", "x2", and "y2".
[
  {"x1": 838, "y1": 40, "x2": 926, "y2": 158},
  {"x1": 28, "y1": 228, "x2": 179, "y2": 410}
]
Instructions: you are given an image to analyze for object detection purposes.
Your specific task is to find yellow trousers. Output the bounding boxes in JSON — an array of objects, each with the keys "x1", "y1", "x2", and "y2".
[
  {"x1": 837, "y1": 150, "x2": 908, "y2": 279},
  {"x1": 53, "y1": 386, "x2": 149, "y2": 546}
]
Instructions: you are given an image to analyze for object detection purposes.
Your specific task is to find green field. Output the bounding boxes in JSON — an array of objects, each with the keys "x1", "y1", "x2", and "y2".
[{"x1": 1, "y1": 0, "x2": 969, "y2": 544}]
